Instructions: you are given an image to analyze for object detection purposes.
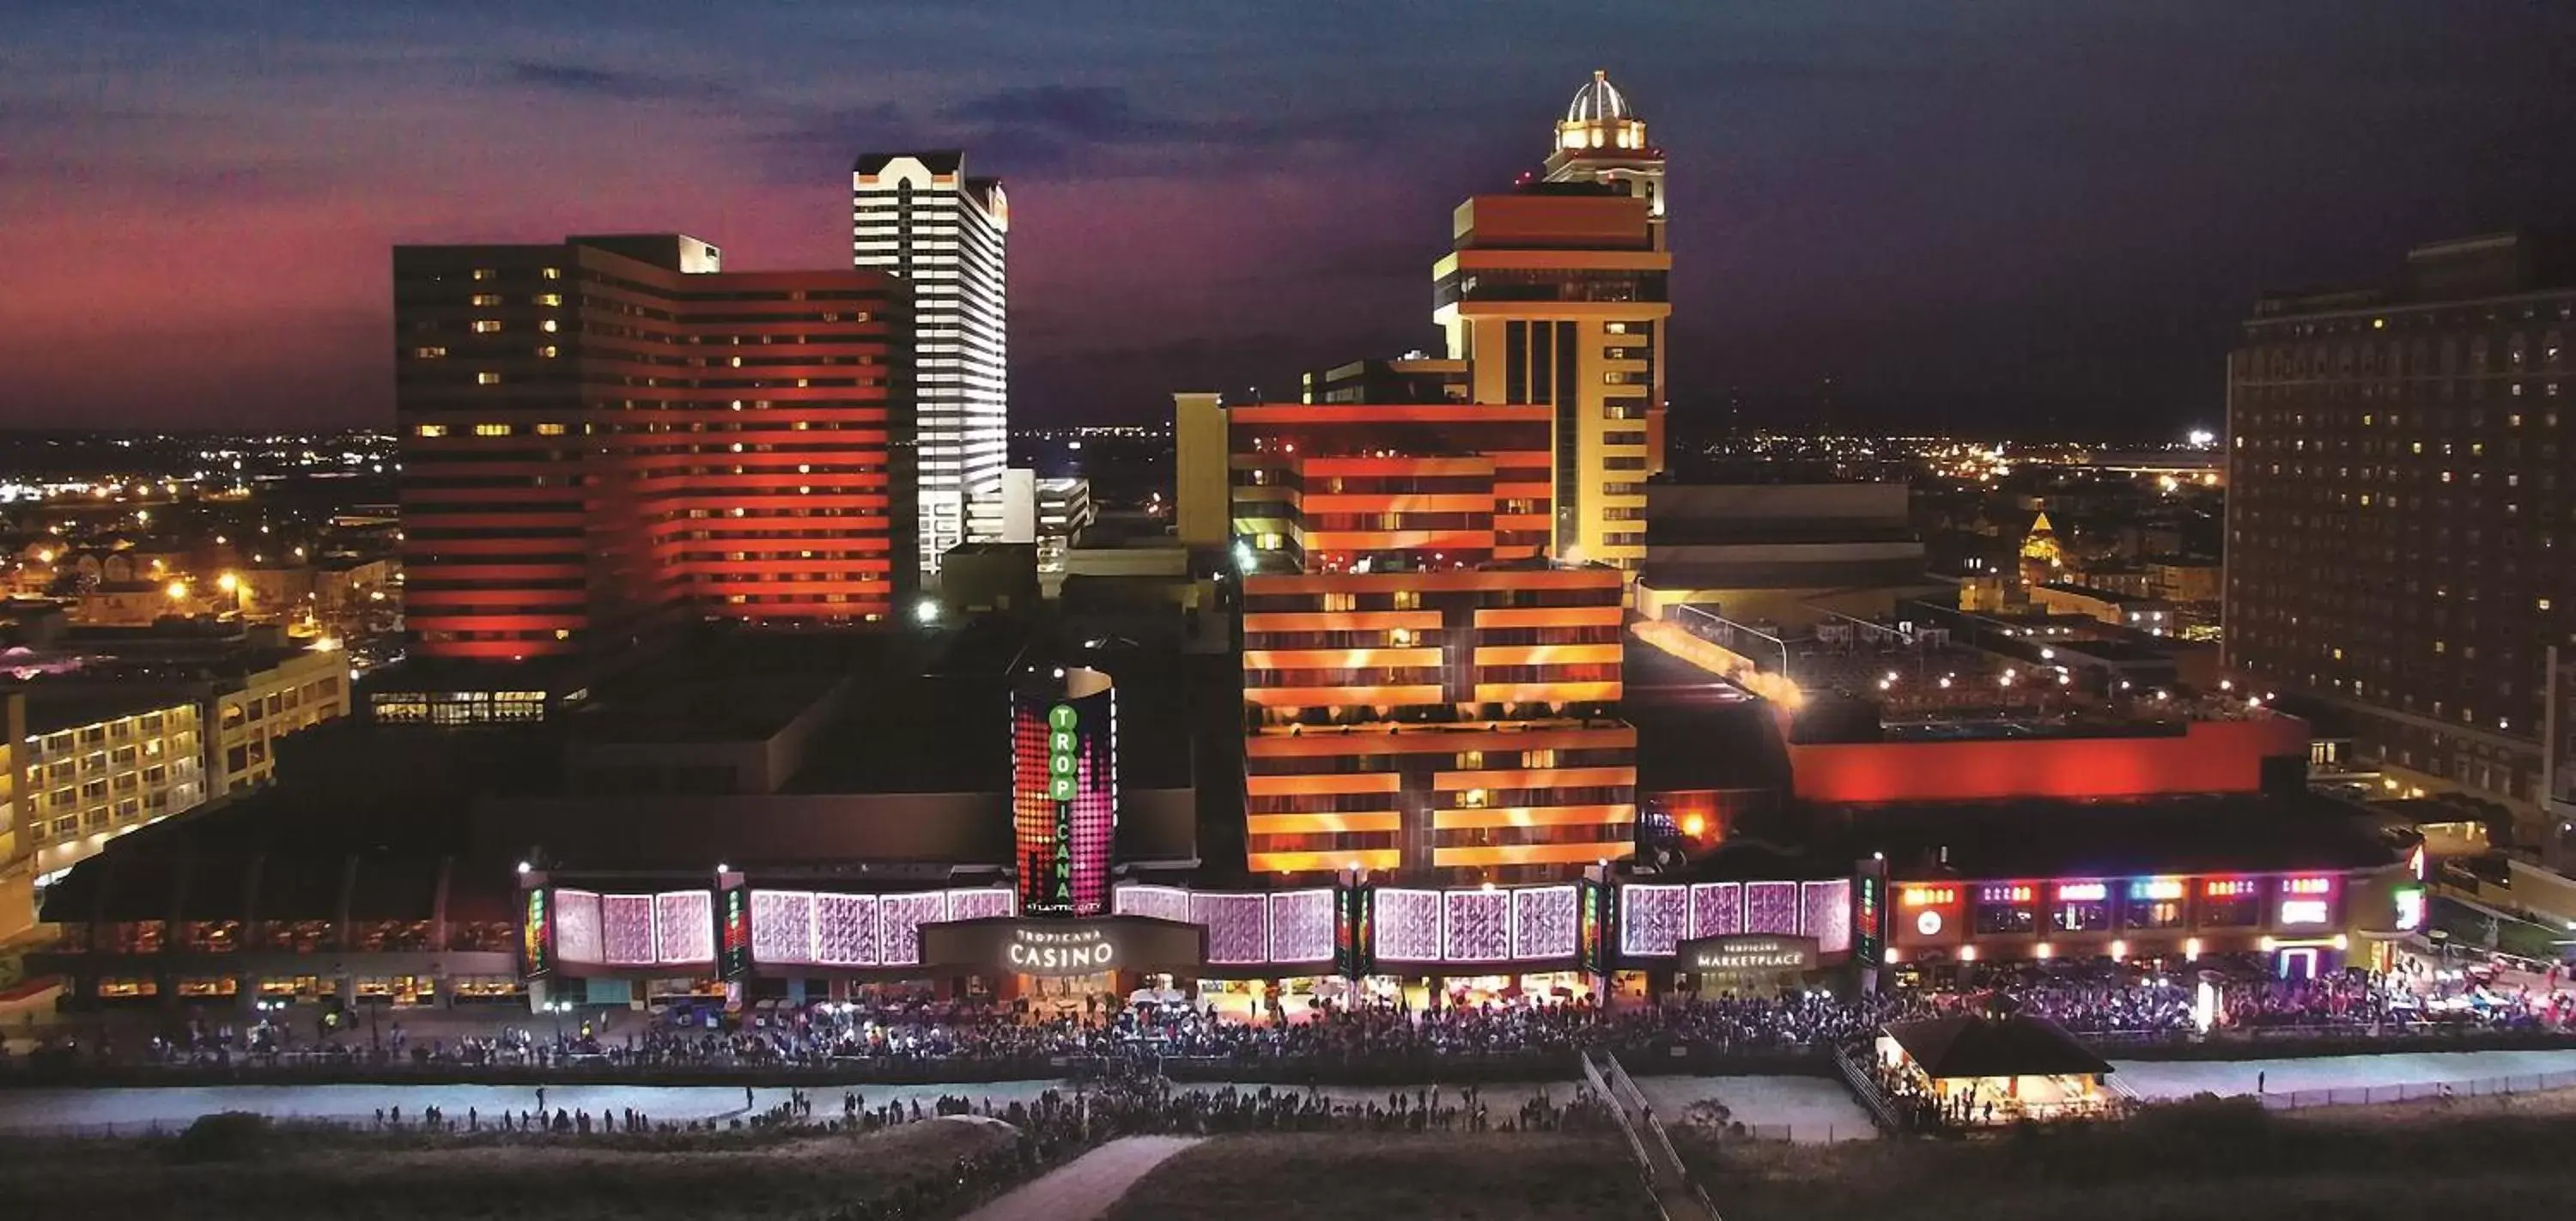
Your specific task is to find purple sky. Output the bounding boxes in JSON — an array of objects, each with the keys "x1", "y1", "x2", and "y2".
[{"x1": 5, "y1": 2, "x2": 2573, "y2": 434}]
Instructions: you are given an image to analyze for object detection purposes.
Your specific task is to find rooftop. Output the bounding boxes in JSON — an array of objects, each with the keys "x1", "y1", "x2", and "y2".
[{"x1": 1886, "y1": 1013, "x2": 2113, "y2": 1080}]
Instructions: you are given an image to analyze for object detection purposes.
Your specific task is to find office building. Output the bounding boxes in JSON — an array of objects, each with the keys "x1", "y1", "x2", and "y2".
[
  {"x1": 1432, "y1": 70, "x2": 1669, "y2": 569},
  {"x1": 2226, "y1": 232, "x2": 2573, "y2": 823},
  {"x1": 393, "y1": 234, "x2": 914, "y2": 664},
  {"x1": 853, "y1": 152, "x2": 1012, "y2": 577}
]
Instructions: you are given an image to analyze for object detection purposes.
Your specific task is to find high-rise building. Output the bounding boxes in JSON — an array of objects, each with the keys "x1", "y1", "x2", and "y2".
[
  {"x1": 853, "y1": 152, "x2": 1010, "y2": 578},
  {"x1": 2226, "y1": 232, "x2": 2573, "y2": 824},
  {"x1": 1433, "y1": 70, "x2": 1669, "y2": 570},
  {"x1": 1193, "y1": 395, "x2": 1637, "y2": 885},
  {"x1": 393, "y1": 234, "x2": 914, "y2": 663}
]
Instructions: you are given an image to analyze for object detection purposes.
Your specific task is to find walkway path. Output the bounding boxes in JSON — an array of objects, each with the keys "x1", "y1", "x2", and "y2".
[{"x1": 963, "y1": 1135, "x2": 1203, "y2": 1221}]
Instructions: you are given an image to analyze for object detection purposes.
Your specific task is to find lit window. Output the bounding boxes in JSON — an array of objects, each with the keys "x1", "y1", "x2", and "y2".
[
  {"x1": 538, "y1": 345, "x2": 559, "y2": 358},
  {"x1": 412, "y1": 346, "x2": 447, "y2": 359},
  {"x1": 413, "y1": 424, "x2": 448, "y2": 438},
  {"x1": 471, "y1": 294, "x2": 501, "y2": 307},
  {"x1": 471, "y1": 268, "x2": 496, "y2": 281},
  {"x1": 535, "y1": 423, "x2": 568, "y2": 436},
  {"x1": 541, "y1": 267, "x2": 561, "y2": 280},
  {"x1": 472, "y1": 423, "x2": 510, "y2": 437},
  {"x1": 472, "y1": 320, "x2": 501, "y2": 334},
  {"x1": 535, "y1": 294, "x2": 562, "y2": 307},
  {"x1": 476, "y1": 372, "x2": 501, "y2": 386},
  {"x1": 540, "y1": 319, "x2": 560, "y2": 333}
]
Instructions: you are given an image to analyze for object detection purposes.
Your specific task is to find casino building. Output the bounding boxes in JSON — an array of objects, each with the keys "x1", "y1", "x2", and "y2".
[{"x1": 23, "y1": 71, "x2": 2422, "y2": 1015}]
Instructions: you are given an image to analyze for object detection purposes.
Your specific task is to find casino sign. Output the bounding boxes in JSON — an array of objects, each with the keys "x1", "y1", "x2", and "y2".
[
  {"x1": 1678, "y1": 934, "x2": 1820, "y2": 975},
  {"x1": 917, "y1": 915, "x2": 1206, "y2": 979}
]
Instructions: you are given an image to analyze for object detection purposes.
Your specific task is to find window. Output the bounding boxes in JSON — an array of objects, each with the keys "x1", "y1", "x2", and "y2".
[
  {"x1": 471, "y1": 319, "x2": 501, "y2": 333},
  {"x1": 471, "y1": 294, "x2": 501, "y2": 307},
  {"x1": 477, "y1": 372, "x2": 501, "y2": 386},
  {"x1": 540, "y1": 319, "x2": 560, "y2": 333},
  {"x1": 472, "y1": 423, "x2": 511, "y2": 436},
  {"x1": 414, "y1": 424, "x2": 448, "y2": 438},
  {"x1": 1321, "y1": 592, "x2": 1356, "y2": 613},
  {"x1": 413, "y1": 346, "x2": 447, "y2": 359},
  {"x1": 538, "y1": 345, "x2": 560, "y2": 358},
  {"x1": 535, "y1": 422, "x2": 569, "y2": 436},
  {"x1": 542, "y1": 266, "x2": 561, "y2": 280},
  {"x1": 471, "y1": 268, "x2": 496, "y2": 281},
  {"x1": 535, "y1": 293, "x2": 562, "y2": 307},
  {"x1": 1391, "y1": 589, "x2": 1420, "y2": 610}
]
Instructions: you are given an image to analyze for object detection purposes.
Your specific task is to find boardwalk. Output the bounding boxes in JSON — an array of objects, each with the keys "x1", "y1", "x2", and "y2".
[{"x1": 963, "y1": 1135, "x2": 1203, "y2": 1221}]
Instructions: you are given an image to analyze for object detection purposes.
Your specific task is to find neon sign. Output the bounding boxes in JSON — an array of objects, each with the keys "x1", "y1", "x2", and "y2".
[
  {"x1": 2394, "y1": 885, "x2": 2426, "y2": 932},
  {"x1": 1013, "y1": 674, "x2": 1116, "y2": 917},
  {"x1": 519, "y1": 888, "x2": 552, "y2": 980},
  {"x1": 1900, "y1": 886, "x2": 1957, "y2": 907},
  {"x1": 2278, "y1": 899, "x2": 2331, "y2": 926},
  {"x1": 1977, "y1": 884, "x2": 2034, "y2": 905},
  {"x1": 1915, "y1": 908, "x2": 1945, "y2": 937},
  {"x1": 2205, "y1": 879, "x2": 2259, "y2": 898},
  {"x1": 2281, "y1": 877, "x2": 2333, "y2": 896},
  {"x1": 1005, "y1": 926, "x2": 1116, "y2": 974},
  {"x1": 2128, "y1": 878, "x2": 2184, "y2": 901},
  {"x1": 2056, "y1": 882, "x2": 2107, "y2": 902}
]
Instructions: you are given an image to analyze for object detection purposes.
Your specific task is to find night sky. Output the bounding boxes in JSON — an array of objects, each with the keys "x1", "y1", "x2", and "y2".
[{"x1": 7, "y1": 2, "x2": 2573, "y2": 436}]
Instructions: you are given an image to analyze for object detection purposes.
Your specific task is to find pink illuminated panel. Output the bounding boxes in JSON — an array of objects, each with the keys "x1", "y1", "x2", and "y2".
[
  {"x1": 1269, "y1": 890, "x2": 1335, "y2": 963},
  {"x1": 1690, "y1": 883, "x2": 1742, "y2": 939},
  {"x1": 655, "y1": 890, "x2": 714, "y2": 965},
  {"x1": 1619, "y1": 884, "x2": 1688, "y2": 957},
  {"x1": 1745, "y1": 882, "x2": 1799, "y2": 936},
  {"x1": 814, "y1": 893, "x2": 880, "y2": 966},
  {"x1": 878, "y1": 892, "x2": 947, "y2": 968},
  {"x1": 1443, "y1": 889, "x2": 1512, "y2": 962},
  {"x1": 1801, "y1": 879, "x2": 1852, "y2": 954},
  {"x1": 1114, "y1": 884, "x2": 1191, "y2": 925},
  {"x1": 1376, "y1": 888, "x2": 1443, "y2": 962},
  {"x1": 946, "y1": 888, "x2": 1015, "y2": 922},
  {"x1": 601, "y1": 894, "x2": 656, "y2": 965},
  {"x1": 554, "y1": 890, "x2": 603, "y2": 964},
  {"x1": 1511, "y1": 884, "x2": 1578, "y2": 960},
  {"x1": 1194, "y1": 892, "x2": 1269, "y2": 965},
  {"x1": 750, "y1": 890, "x2": 815, "y2": 965}
]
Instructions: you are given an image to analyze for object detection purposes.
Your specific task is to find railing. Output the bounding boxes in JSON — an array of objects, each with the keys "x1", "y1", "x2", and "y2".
[
  {"x1": 1827, "y1": 1042, "x2": 1905, "y2": 1134},
  {"x1": 1578, "y1": 1048, "x2": 1664, "y2": 1211},
  {"x1": 2256, "y1": 1068, "x2": 2576, "y2": 1111},
  {"x1": 1591, "y1": 1049, "x2": 1721, "y2": 1221}
]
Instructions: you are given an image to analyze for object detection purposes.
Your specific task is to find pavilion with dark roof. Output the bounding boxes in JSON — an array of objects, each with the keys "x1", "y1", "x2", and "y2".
[{"x1": 1874, "y1": 1011, "x2": 2116, "y2": 1125}]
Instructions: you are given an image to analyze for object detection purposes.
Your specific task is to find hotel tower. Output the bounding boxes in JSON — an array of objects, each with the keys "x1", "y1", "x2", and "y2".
[{"x1": 853, "y1": 151, "x2": 1012, "y2": 579}]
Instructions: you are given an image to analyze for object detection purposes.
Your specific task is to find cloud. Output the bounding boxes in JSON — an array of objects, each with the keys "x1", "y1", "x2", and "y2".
[{"x1": 502, "y1": 60, "x2": 738, "y2": 102}]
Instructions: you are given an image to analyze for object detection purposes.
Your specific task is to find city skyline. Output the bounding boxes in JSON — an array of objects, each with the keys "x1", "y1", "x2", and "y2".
[{"x1": 9, "y1": 3, "x2": 2573, "y2": 434}]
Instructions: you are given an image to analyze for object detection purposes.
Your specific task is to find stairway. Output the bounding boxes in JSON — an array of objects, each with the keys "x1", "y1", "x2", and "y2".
[{"x1": 1582, "y1": 1048, "x2": 1722, "y2": 1221}]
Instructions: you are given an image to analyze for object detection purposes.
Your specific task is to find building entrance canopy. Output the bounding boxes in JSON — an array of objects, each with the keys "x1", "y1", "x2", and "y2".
[{"x1": 918, "y1": 915, "x2": 1206, "y2": 978}]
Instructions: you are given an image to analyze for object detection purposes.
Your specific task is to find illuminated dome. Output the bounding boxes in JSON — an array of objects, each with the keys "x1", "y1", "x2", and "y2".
[{"x1": 1565, "y1": 70, "x2": 1635, "y2": 125}]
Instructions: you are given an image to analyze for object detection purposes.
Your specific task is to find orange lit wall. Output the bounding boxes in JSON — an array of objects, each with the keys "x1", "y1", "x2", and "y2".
[
  {"x1": 396, "y1": 240, "x2": 908, "y2": 660},
  {"x1": 1789, "y1": 715, "x2": 2311, "y2": 805}
]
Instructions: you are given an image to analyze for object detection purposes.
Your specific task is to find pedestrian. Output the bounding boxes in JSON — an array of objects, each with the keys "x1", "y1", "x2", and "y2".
[
  {"x1": 745, "y1": 1084, "x2": 755, "y2": 1110},
  {"x1": 537, "y1": 1085, "x2": 547, "y2": 1111},
  {"x1": 2257, "y1": 1071, "x2": 2266, "y2": 1094}
]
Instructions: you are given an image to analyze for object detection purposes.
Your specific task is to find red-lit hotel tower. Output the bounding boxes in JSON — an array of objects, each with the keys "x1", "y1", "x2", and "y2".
[
  {"x1": 1184, "y1": 397, "x2": 1637, "y2": 886},
  {"x1": 394, "y1": 234, "x2": 914, "y2": 662},
  {"x1": 1176, "y1": 72, "x2": 1661, "y2": 886}
]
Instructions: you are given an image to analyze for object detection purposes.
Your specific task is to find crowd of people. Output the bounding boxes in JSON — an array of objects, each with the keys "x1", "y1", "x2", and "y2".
[{"x1": 13, "y1": 957, "x2": 2571, "y2": 1077}]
